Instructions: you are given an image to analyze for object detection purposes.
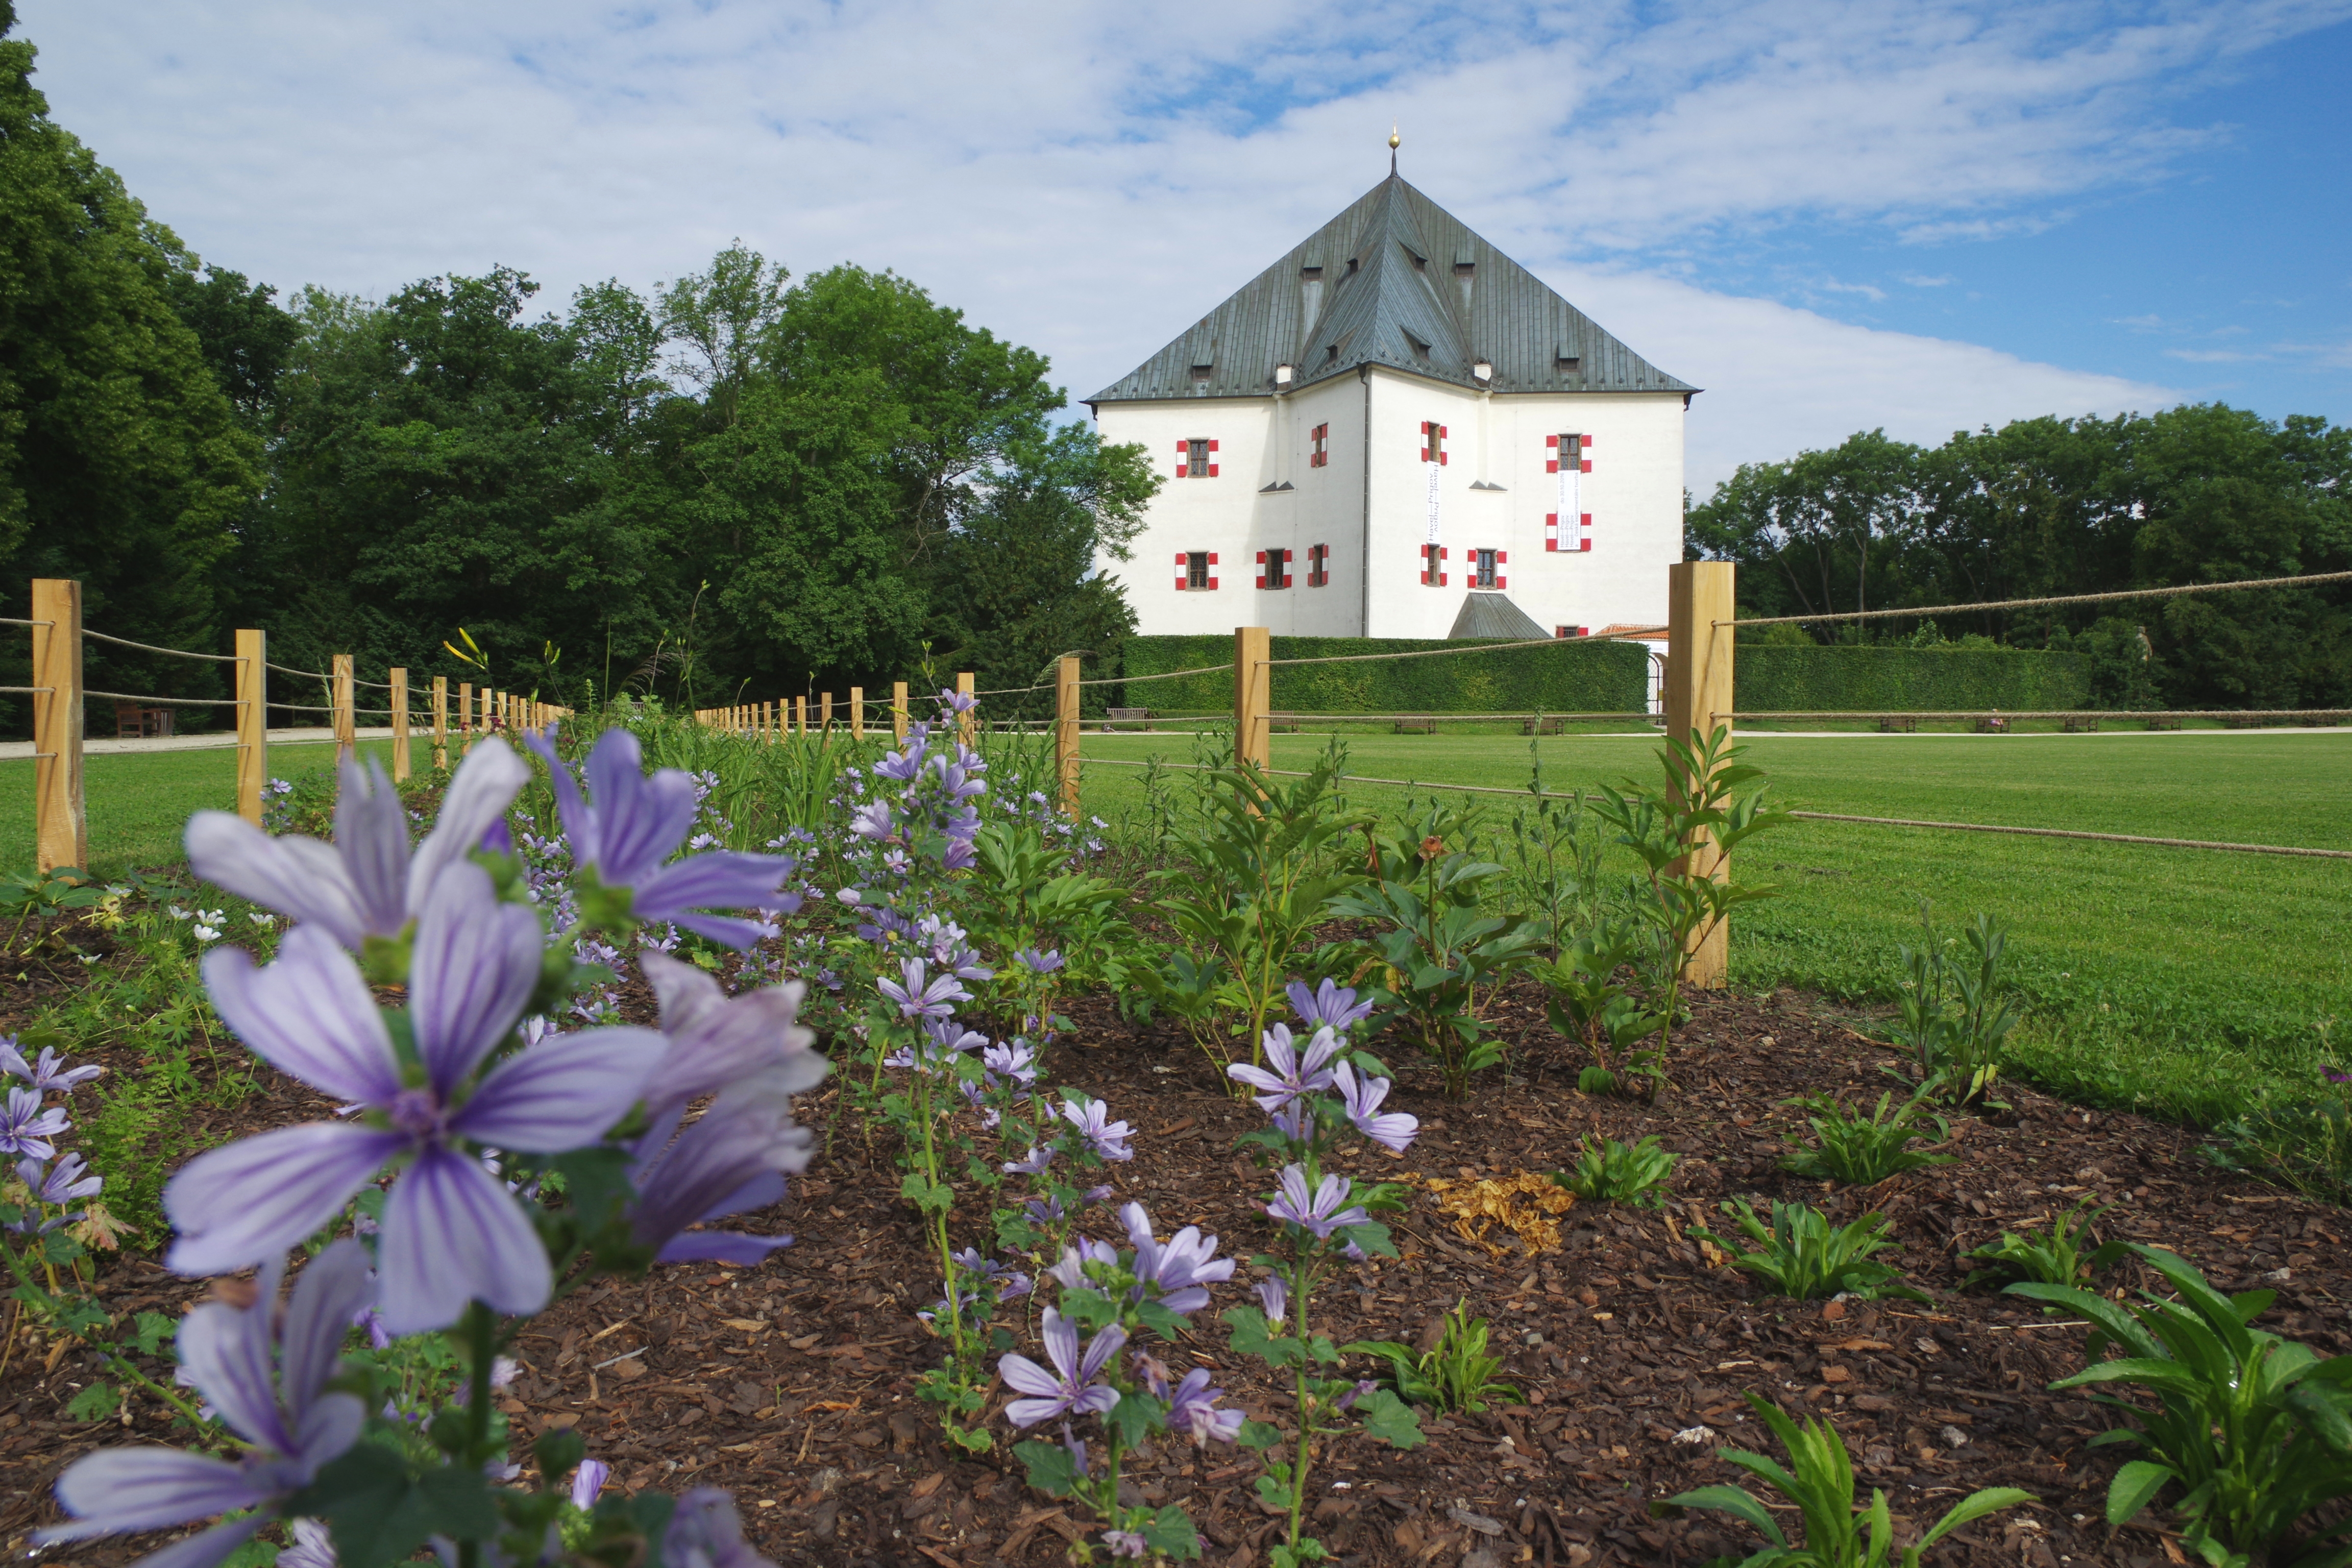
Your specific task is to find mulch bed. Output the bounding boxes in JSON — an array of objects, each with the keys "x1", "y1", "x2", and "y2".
[{"x1": 7, "y1": 966, "x2": 2344, "y2": 1568}]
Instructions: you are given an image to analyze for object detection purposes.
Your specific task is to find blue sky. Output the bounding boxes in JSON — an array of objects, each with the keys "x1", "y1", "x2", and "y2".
[{"x1": 16, "y1": 1, "x2": 2352, "y2": 491}]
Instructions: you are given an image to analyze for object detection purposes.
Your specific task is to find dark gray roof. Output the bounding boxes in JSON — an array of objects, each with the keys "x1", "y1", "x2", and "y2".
[
  {"x1": 1448, "y1": 592, "x2": 1553, "y2": 640},
  {"x1": 1089, "y1": 174, "x2": 1696, "y2": 404}
]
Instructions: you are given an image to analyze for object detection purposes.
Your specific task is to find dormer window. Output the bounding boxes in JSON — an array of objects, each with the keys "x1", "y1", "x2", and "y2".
[
  {"x1": 1557, "y1": 352, "x2": 1581, "y2": 373},
  {"x1": 1190, "y1": 363, "x2": 1213, "y2": 385},
  {"x1": 1300, "y1": 264, "x2": 1324, "y2": 280},
  {"x1": 1405, "y1": 332, "x2": 1431, "y2": 364}
]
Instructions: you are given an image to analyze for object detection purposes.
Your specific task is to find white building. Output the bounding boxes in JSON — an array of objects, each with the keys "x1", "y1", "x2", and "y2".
[{"x1": 1088, "y1": 169, "x2": 1697, "y2": 641}]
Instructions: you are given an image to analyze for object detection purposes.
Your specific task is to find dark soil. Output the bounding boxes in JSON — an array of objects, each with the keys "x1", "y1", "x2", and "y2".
[{"x1": 8, "y1": 974, "x2": 2344, "y2": 1568}]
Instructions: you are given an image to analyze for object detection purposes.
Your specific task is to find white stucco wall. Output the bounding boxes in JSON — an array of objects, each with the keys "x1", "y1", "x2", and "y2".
[{"x1": 1095, "y1": 370, "x2": 1686, "y2": 640}]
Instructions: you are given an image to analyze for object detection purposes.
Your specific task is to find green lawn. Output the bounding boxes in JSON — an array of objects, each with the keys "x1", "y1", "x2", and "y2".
[
  {"x1": 0, "y1": 739, "x2": 410, "y2": 877},
  {"x1": 1075, "y1": 729, "x2": 2352, "y2": 1128}
]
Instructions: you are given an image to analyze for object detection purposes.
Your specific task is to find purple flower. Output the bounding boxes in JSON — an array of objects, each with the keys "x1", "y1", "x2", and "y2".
[
  {"x1": 1254, "y1": 1275, "x2": 1288, "y2": 1322},
  {"x1": 0, "y1": 1088, "x2": 68, "y2": 1159},
  {"x1": 628, "y1": 1067, "x2": 817, "y2": 1265},
  {"x1": 186, "y1": 741, "x2": 530, "y2": 952},
  {"x1": 1228, "y1": 1024, "x2": 1342, "y2": 1113},
  {"x1": 1003, "y1": 1146, "x2": 1054, "y2": 1177},
  {"x1": 1119, "y1": 1202, "x2": 1233, "y2": 1315},
  {"x1": 940, "y1": 687, "x2": 978, "y2": 716},
  {"x1": 1060, "y1": 1093, "x2": 1134, "y2": 1162},
  {"x1": 280, "y1": 1518, "x2": 338, "y2": 1568},
  {"x1": 570, "y1": 1458, "x2": 610, "y2": 1511},
  {"x1": 528, "y1": 727, "x2": 793, "y2": 949},
  {"x1": 1046, "y1": 1237, "x2": 1118, "y2": 1290},
  {"x1": 21, "y1": 1152, "x2": 101, "y2": 1208},
  {"x1": 1333, "y1": 1063, "x2": 1418, "y2": 1153},
  {"x1": 35, "y1": 1242, "x2": 372, "y2": 1567},
  {"x1": 999, "y1": 1309, "x2": 1124, "y2": 1428},
  {"x1": 0, "y1": 1040, "x2": 102, "y2": 1094},
  {"x1": 1265, "y1": 1164, "x2": 1368, "y2": 1240},
  {"x1": 1336, "y1": 1378, "x2": 1382, "y2": 1412},
  {"x1": 1164, "y1": 1366, "x2": 1244, "y2": 1446},
  {"x1": 1268, "y1": 1102, "x2": 1316, "y2": 1144},
  {"x1": 666, "y1": 1487, "x2": 776, "y2": 1568},
  {"x1": 1103, "y1": 1530, "x2": 1148, "y2": 1558},
  {"x1": 983, "y1": 1040, "x2": 1040, "y2": 1087},
  {"x1": 878, "y1": 957, "x2": 970, "y2": 1021},
  {"x1": 849, "y1": 800, "x2": 895, "y2": 842},
  {"x1": 1015, "y1": 947, "x2": 1065, "y2": 975},
  {"x1": 1288, "y1": 978, "x2": 1376, "y2": 1034},
  {"x1": 640, "y1": 952, "x2": 823, "y2": 1129},
  {"x1": 166, "y1": 866, "x2": 658, "y2": 1333}
]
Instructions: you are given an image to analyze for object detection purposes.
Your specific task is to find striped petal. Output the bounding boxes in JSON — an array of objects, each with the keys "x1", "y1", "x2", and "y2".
[
  {"x1": 166, "y1": 1122, "x2": 406, "y2": 1278},
  {"x1": 177, "y1": 1288, "x2": 292, "y2": 1455},
  {"x1": 409, "y1": 738, "x2": 529, "y2": 912},
  {"x1": 450, "y1": 1028, "x2": 658, "y2": 1152},
  {"x1": 185, "y1": 813, "x2": 364, "y2": 949},
  {"x1": 203, "y1": 929, "x2": 400, "y2": 1106},
  {"x1": 333, "y1": 758, "x2": 411, "y2": 938},
  {"x1": 376, "y1": 1144, "x2": 550, "y2": 1336},
  {"x1": 407, "y1": 861, "x2": 542, "y2": 1095},
  {"x1": 281, "y1": 1240, "x2": 373, "y2": 1424},
  {"x1": 39, "y1": 1448, "x2": 270, "y2": 1542}
]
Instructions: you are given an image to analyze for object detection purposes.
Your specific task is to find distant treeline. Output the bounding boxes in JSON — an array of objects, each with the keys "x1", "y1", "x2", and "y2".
[
  {"x1": 0, "y1": 4, "x2": 1154, "y2": 732},
  {"x1": 1688, "y1": 408, "x2": 2352, "y2": 710}
]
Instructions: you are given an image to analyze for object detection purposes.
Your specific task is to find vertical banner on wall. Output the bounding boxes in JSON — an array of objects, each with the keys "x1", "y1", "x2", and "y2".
[
  {"x1": 1558, "y1": 440, "x2": 1579, "y2": 550},
  {"x1": 1425, "y1": 456, "x2": 1441, "y2": 545}
]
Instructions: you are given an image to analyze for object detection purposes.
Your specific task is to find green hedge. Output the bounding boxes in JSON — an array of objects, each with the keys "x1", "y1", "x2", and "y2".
[
  {"x1": 1734, "y1": 645, "x2": 2090, "y2": 714},
  {"x1": 1114, "y1": 634, "x2": 1648, "y2": 715}
]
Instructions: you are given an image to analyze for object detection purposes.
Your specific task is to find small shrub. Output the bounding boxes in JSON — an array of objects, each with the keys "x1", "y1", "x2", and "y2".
[
  {"x1": 1962, "y1": 1198, "x2": 2121, "y2": 1292},
  {"x1": 1344, "y1": 1301, "x2": 1520, "y2": 1415},
  {"x1": 2207, "y1": 1066, "x2": 2352, "y2": 1203},
  {"x1": 1535, "y1": 925, "x2": 1669, "y2": 1100},
  {"x1": 2011, "y1": 1244, "x2": 2352, "y2": 1564},
  {"x1": 1886, "y1": 905, "x2": 2020, "y2": 1108},
  {"x1": 1554, "y1": 1135, "x2": 1677, "y2": 1207},
  {"x1": 1692, "y1": 1199, "x2": 1926, "y2": 1302},
  {"x1": 1778, "y1": 1082, "x2": 1955, "y2": 1186},
  {"x1": 1656, "y1": 1391, "x2": 2030, "y2": 1567}
]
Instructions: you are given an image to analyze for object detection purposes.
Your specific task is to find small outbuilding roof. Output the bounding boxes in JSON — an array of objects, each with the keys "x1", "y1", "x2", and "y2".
[
  {"x1": 1448, "y1": 592, "x2": 1554, "y2": 641},
  {"x1": 1089, "y1": 173, "x2": 1696, "y2": 405}
]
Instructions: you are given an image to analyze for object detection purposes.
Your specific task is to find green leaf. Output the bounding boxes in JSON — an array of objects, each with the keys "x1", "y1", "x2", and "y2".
[
  {"x1": 1224, "y1": 1305, "x2": 1304, "y2": 1368},
  {"x1": 1359, "y1": 1387, "x2": 1425, "y2": 1449},
  {"x1": 1254, "y1": 1474, "x2": 1293, "y2": 1510},
  {"x1": 1014, "y1": 1438, "x2": 1079, "y2": 1498},
  {"x1": 2106, "y1": 1461, "x2": 2177, "y2": 1528},
  {"x1": 1269, "y1": 1539, "x2": 1331, "y2": 1568},
  {"x1": 131, "y1": 1312, "x2": 177, "y2": 1356},
  {"x1": 1237, "y1": 1419, "x2": 1285, "y2": 1452},
  {"x1": 899, "y1": 1173, "x2": 954, "y2": 1216},
  {"x1": 1655, "y1": 1485, "x2": 1789, "y2": 1548},
  {"x1": 65, "y1": 1381, "x2": 120, "y2": 1422},
  {"x1": 1139, "y1": 1504, "x2": 1203, "y2": 1560},
  {"x1": 948, "y1": 1424, "x2": 995, "y2": 1454},
  {"x1": 1106, "y1": 1389, "x2": 1165, "y2": 1450},
  {"x1": 1135, "y1": 1300, "x2": 1189, "y2": 1340}
]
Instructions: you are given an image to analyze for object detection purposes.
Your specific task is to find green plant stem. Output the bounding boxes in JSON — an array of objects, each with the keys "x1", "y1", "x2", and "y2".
[
  {"x1": 0, "y1": 1234, "x2": 215, "y2": 1433},
  {"x1": 458, "y1": 1302, "x2": 495, "y2": 1568},
  {"x1": 914, "y1": 1067, "x2": 972, "y2": 1411},
  {"x1": 1287, "y1": 1256, "x2": 1315, "y2": 1551}
]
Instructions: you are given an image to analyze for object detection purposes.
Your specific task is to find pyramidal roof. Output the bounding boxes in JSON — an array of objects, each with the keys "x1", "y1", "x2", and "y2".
[{"x1": 1089, "y1": 173, "x2": 1696, "y2": 404}]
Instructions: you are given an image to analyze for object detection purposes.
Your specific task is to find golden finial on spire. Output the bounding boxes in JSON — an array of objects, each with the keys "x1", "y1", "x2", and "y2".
[{"x1": 1388, "y1": 123, "x2": 1401, "y2": 175}]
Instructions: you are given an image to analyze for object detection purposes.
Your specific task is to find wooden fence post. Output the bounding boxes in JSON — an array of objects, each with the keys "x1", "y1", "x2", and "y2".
[
  {"x1": 235, "y1": 628, "x2": 266, "y2": 826},
  {"x1": 333, "y1": 654, "x2": 355, "y2": 765},
  {"x1": 1664, "y1": 560, "x2": 1738, "y2": 989},
  {"x1": 850, "y1": 685, "x2": 865, "y2": 740},
  {"x1": 821, "y1": 692, "x2": 833, "y2": 731},
  {"x1": 458, "y1": 682, "x2": 474, "y2": 754},
  {"x1": 795, "y1": 695, "x2": 807, "y2": 736},
  {"x1": 955, "y1": 672, "x2": 975, "y2": 747},
  {"x1": 432, "y1": 676, "x2": 449, "y2": 770},
  {"x1": 31, "y1": 579, "x2": 85, "y2": 872},
  {"x1": 1232, "y1": 626, "x2": 1271, "y2": 775},
  {"x1": 1055, "y1": 655, "x2": 1081, "y2": 818},
  {"x1": 390, "y1": 669, "x2": 410, "y2": 781},
  {"x1": 892, "y1": 681, "x2": 910, "y2": 742}
]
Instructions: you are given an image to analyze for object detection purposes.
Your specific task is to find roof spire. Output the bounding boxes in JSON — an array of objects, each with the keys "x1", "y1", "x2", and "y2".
[{"x1": 1388, "y1": 123, "x2": 1401, "y2": 176}]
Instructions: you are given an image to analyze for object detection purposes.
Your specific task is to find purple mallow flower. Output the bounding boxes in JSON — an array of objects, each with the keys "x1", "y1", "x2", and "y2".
[
  {"x1": 1228, "y1": 1024, "x2": 1342, "y2": 1113},
  {"x1": 571, "y1": 1458, "x2": 610, "y2": 1511},
  {"x1": 20, "y1": 1152, "x2": 101, "y2": 1209},
  {"x1": 35, "y1": 1242, "x2": 372, "y2": 1568},
  {"x1": 0, "y1": 1040, "x2": 102, "y2": 1094},
  {"x1": 879, "y1": 957, "x2": 970, "y2": 1021},
  {"x1": 1003, "y1": 1146, "x2": 1054, "y2": 1177},
  {"x1": 186, "y1": 742, "x2": 530, "y2": 953},
  {"x1": 849, "y1": 800, "x2": 895, "y2": 842},
  {"x1": 1014, "y1": 947, "x2": 1065, "y2": 975},
  {"x1": 1161, "y1": 1365, "x2": 1244, "y2": 1446},
  {"x1": 984, "y1": 1040, "x2": 1039, "y2": 1088},
  {"x1": 666, "y1": 1487, "x2": 777, "y2": 1568},
  {"x1": 640, "y1": 952, "x2": 822, "y2": 1129},
  {"x1": 628, "y1": 1064, "x2": 820, "y2": 1266},
  {"x1": 1060, "y1": 1094, "x2": 1134, "y2": 1162},
  {"x1": 1119, "y1": 1202, "x2": 1233, "y2": 1315},
  {"x1": 280, "y1": 1518, "x2": 337, "y2": 1568},
  {"x1": 999, "y1": 1309, "x2": 1125, "y2": 1428},
  {"x1": 1254, "y1": 1275, "x2": 1288, "y2": 1322},
  {"x1": 165, "y1": 865, "x2": 658, "y2": 1333},
  {"x1": 1288, "y1": 978, "x2": 1376, "y2": 1034},
  {"x1": 1046, "y1": 1237, "x2": 1119, "y2": 1290},
  {"x1": 1103, "y1": 1530, "x2": 1148, "y2": 1558},
  {"x1": 0, "y1": 1088, "x2": 68, "y2": 1160},
  {"x1": 1265, "y1": 1164, "x2": 1369, "y2": 1240},
  {"x1": 528, "y1": 727, "x2": 794, "y2": 949},
  {"x1": 1333, "y1": 1063, "x2": 1418, "y2": 1153}
]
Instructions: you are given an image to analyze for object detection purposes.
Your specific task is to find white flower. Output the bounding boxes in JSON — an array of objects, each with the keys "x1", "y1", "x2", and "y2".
[
  {"x1": 249, "y1": 913, "x2": 275, "y2": 928},
  {"x1": 193, "y1": 925, "x2": 223, "y2": 943},
  {"x1": 168, "y1": 906, "x2": 191, "y2": 921}
]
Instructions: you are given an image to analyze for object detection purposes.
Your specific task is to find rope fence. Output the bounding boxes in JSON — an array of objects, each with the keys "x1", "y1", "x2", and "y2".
[
  {"x1": 1725, "y1": 569, "x2": 2352, "y2": 629},
  {"x1": 82, "y1": 628, "x2": 243, "y2": 663}
]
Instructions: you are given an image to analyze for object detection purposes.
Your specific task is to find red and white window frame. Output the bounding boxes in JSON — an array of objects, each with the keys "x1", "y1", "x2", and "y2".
[
  {"x1": 1175, "y1": 438, "x2": 1219, "y2": 479},
  {"x1": 1309, "y1": 424, "x2": 1329, "y2": 468},
  {"x1": 1545, "y1": 432, "x2": 1592, "y2": 552},
  {"x1": 1174, "y1": 550, "x2": 1219, "y2": 590},
  {"x1": 1305, "y1": 543, "x2": 1330, "y2": 587},
  {"x1": 1470, "y1": 548, "x2": 1507, "y2": 590},
  {"x1": 1554, "y1": 626, "x2": 1590, "y2": 639},
  {"x1": 1255, "y1": 548, "x2": 1294, "y2": 590},
  {"x1": 1419, "y1": 421, "x2": 1449, "y2": 464},
  {"x1": 1418, "y1": 543, "x2": 1449, "y2": 587}
]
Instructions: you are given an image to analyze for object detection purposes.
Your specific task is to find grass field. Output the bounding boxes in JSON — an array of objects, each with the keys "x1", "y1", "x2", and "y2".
[
  {"x1": 6, "y1": 726, "x2": 2346, "y2": 1131},
  {"x1": 1074, "y1": 729, "x2": 2352, "y2": 1128}
]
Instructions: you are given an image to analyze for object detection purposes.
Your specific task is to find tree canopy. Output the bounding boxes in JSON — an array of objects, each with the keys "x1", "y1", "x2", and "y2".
[{"x1": 1688, "y1": 406, "x2": 2352, "y2": 709}]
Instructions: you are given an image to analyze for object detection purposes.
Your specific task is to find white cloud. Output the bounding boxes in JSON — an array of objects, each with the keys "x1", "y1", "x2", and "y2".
[
  {"x1": 1899, "y1": 273, "x2": 1957, "y2": 287},
  {"x1": 14, "y1": 0, "x2": 2324, "y2": 483}
]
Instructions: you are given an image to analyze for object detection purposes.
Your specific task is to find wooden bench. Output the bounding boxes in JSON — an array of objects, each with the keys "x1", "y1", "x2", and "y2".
[
  {"x1": 1973, "y1": 716, "x2": 2011, "y2": 733},
  {"x1": 1522, "y1": 716, "x2": 1564, "y2": 735},
  {"x1": 1877, "y1": 716, "x2": 1918, "y2": 733},
  {"x1": 1104, "y1": 706, "x2": 1152, "y2": 731},
  {"x1": 1393, "y1": 716, "x2": 1437, "y2": 734},
  {"x1": 2062, "y1": 716, "x2": 2099, "y2": 733},
  {"x1": 2144, "y1": 717, "x2": 2180, "y2": 731}
]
